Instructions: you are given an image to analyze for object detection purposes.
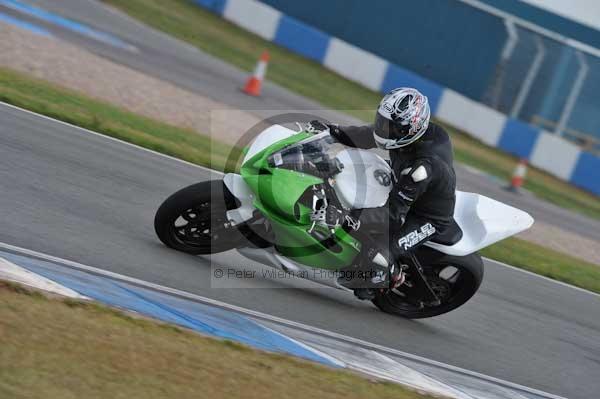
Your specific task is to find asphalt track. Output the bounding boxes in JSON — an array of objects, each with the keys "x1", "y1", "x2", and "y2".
[
  {"x1": 1, "y1": 1, "x2": 600, "y2": 397},
  {"x1": 2, "y1": 104, "x2": 600, "y2": 399}
]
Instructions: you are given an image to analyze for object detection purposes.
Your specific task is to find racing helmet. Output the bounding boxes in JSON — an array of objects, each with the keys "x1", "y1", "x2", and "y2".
[{"x1": 373, "y1": 88, "x2": 431, "y2": 150}]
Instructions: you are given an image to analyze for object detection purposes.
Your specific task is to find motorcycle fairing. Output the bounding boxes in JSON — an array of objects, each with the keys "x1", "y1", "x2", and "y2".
[
  {"x1": 235, "y1": 127, "x2": 361, "y2": 269},
  {"x1": 333, "y1": 148, "x2": 393, "y2": 209},
  {"x1": 225, "y1": 124, "x2": 534, "y2": 258}
]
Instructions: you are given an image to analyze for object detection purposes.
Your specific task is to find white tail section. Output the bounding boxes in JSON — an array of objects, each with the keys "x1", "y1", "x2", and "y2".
[{"x1": 426, "y1": 191, "x2": 534, "y2": 256}]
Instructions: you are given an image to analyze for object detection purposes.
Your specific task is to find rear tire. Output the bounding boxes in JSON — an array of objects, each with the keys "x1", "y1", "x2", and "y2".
[
  {"x1": 372, "y1": 252, "x2": 484, "y2": 319},
  {"x1": 154, "y1": 180, "x2": 247, "y2": 255}
]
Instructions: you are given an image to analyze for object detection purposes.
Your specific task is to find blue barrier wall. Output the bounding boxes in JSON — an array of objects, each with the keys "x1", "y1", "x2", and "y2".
[
  {"x1": 258, "y1": 0, "x2": 600, "y2": 142},
  {"x1": 572, "y1": 152, "x2": 600, "y2": 195},
  {"x1": 258, "y1": 0, "x2": 505, "y2": 100},
  {"x1": 274, "y1": 15, "x2": 330, "y2": 62},
  {"x1": 193, "y1": 0, "x2": 600, "y2": 195}
]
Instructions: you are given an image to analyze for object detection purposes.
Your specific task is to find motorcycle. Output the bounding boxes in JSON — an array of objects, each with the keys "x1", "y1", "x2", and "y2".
[{"x1": 154, "y1": 124, "x2": 534, "y2": 318}]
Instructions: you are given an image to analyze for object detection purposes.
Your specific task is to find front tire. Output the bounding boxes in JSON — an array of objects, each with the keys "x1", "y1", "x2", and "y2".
[
  {"x1": 154, "y1": 180, "x2": 246, "y2": 255},
  {"x1": 372, "y1": 252, "x2": 484, "y2": 319}
]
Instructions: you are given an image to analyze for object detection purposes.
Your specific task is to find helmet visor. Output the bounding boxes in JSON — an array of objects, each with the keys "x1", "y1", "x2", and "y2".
[{"x1": 374, "y1": 113, "x2": 412, "y2": 140}]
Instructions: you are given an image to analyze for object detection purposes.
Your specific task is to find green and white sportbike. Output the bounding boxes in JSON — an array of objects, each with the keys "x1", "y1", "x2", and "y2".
[{"x1": 155, "y1": 124, "x2": 534, "y2": 318}]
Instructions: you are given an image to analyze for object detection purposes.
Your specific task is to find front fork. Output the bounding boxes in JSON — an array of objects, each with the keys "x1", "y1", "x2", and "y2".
[{"x1": 397, "y1": 252, "x2": 441, "y2": 307}]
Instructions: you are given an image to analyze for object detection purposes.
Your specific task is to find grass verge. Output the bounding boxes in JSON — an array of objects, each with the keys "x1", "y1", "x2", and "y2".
[
  {"x1": 102, "y1": 0, "x2": 600, "y2": 220},
  {"x1": 0, "y1": 280, "x2": 433, "y2": 399},
  {"x1": 2, "y1": 66, "x2": 600, "y2": 293},
  {"x1": 481, "y1": 238, "x2": 600, "y2": 294},
  {"x1": 0, "y1": 67, "x2": 240, "y2": 171}
]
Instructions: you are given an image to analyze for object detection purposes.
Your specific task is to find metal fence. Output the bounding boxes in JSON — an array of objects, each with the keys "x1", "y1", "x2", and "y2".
[{"x1": 473, "y1": 0, "x2": 600, "y2": 154}]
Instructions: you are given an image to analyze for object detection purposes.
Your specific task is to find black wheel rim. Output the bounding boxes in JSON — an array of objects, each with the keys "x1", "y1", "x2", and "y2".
[
  {"x1": 383, "y1": 264, "x2": 467, "y2": 312},
  {"x1": 170, "y1": 202, "x2": 229, "y2": 248}
]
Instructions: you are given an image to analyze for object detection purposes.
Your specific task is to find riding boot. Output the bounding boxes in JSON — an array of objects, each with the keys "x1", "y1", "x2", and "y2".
[{"x1": 339, "y1": 246, "x2": 402, "y2": 300}]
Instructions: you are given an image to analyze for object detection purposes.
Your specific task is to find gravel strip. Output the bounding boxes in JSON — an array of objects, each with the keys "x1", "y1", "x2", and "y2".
[
  {"x1": 518, "y1": 221, "x2": 600, "y2": 266},
  {"x1": 0, "y1": 22, "x2": 260, "y2": 144}
]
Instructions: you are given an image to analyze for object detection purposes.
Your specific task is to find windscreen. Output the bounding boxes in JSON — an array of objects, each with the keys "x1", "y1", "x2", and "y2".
[{"x1": 267, "y1": 133, "x2": 346, "y2": 177}]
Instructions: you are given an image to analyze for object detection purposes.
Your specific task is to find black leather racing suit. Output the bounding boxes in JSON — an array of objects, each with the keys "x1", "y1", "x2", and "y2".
[{"x1": 330, "y1": 122, "x2": 457, "y2": 259}]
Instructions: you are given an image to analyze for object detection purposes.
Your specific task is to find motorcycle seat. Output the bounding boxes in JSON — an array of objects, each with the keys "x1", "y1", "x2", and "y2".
[{"x1": 431, "y1": 219, "x2": 463, "y2": 246}]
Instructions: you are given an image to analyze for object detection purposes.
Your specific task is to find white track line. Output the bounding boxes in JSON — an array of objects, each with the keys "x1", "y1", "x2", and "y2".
[
  {"x1": 0, "y1": 101, "x2": 217, "y2": 175},
  {"x1": 0, "y1": 256, "x2": 86, "y2": 298},
  {"x1": 2, "y1": 101, "x2": 598, "y2": 298},
  {"x1": 485, "y1": 258, "x2": 600, "y2": 298},
  {"x1": 0, "y1": 241, "x2": 566, "y2": 399}
]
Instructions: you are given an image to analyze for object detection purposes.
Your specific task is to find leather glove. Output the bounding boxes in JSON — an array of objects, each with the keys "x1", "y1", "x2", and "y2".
[
  {"x1": 388, "y1": 199, "x2": 408, "y2": 226},
  {"x1": 306, "y1": 120, "x2": 330, "y2": 134}
]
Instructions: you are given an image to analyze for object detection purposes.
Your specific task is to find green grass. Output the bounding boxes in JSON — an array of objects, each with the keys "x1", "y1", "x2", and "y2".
[
  {"x1": 0, "y1": 280, "x2": 434, "y2": 399},
  {"x1": 481, "y1": 237, "x2": 600, "y2": 294},
  {"x1": 102, "y1": 0, "x2": 600, "y2": 220},
  {"x1": 1, "y1": 66, "x2": 599, "y2": 293},
  {"x1": 0, "y1": 67, "x2": 241, "y2": 172}
]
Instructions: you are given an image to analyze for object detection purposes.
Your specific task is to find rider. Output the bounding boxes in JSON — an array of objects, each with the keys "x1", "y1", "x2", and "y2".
[{"x1": 308, "y1": 87, "x2": 457, "y2": 299}]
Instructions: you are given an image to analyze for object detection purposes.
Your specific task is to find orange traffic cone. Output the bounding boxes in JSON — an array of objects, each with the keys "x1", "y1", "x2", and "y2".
[
  {"x1": 243, "y1": 51, "x2": 270, "y2": 96},
  {"x1": 506, "y1": 159, "x2": 528, "y2": 192}
]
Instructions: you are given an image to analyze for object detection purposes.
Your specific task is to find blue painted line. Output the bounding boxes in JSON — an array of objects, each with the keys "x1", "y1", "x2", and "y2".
[
  {"x1": 0, "y1": 251, "x2": 339, "y2": 366},
  {"x1": 0, "y1": 0, "x2": 135, "y2": 51},
  {"x1": 116, "y1": 283, "x2": 243, "y2": 338},
  {"x1": 0, "y1": 10, "x2": 51, "y2": 36}
]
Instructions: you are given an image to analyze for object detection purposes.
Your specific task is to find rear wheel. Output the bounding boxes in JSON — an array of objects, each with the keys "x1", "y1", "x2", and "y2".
[
  {"x1": 154, "y1": 180, "x2": 247, "y2": 255},
  {"x1": 372, "y1": 252, "x2": 484, "y2": 318}
]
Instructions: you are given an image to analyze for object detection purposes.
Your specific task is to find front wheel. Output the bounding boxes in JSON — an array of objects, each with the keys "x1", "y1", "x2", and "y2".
[
  {"x1": 154, "y1": 180, "x2": 247, "y2": 255},
  {"x1": 372, "y1": 252, "x2": 484, "y2": 319}
]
